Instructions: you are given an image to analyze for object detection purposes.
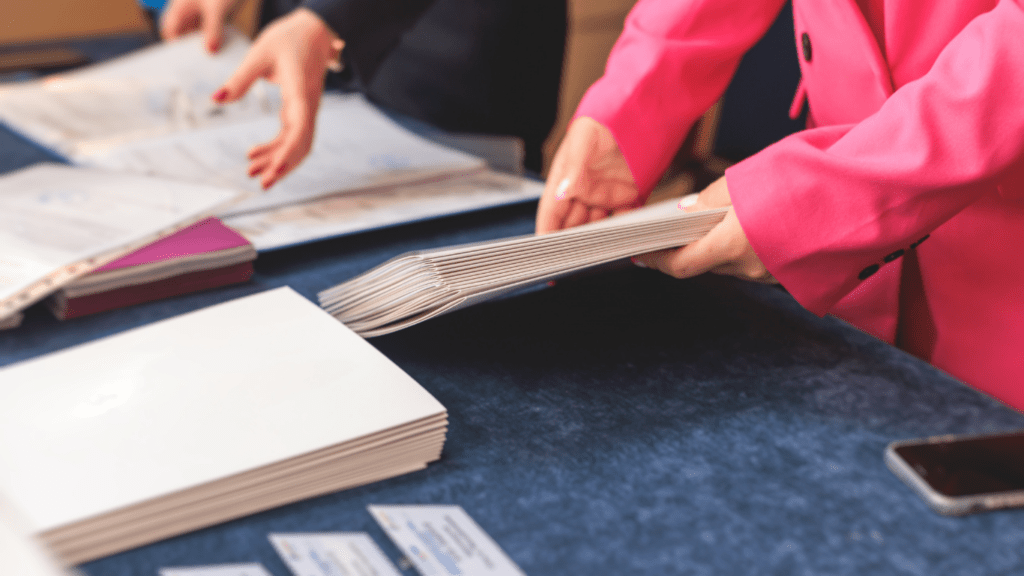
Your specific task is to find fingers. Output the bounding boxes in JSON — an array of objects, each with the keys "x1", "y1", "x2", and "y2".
[
  {"x1": 159, "y1": 0, "x2": 198, "y2": 41},
  {"x1": 634, "y1": 209, "x2": 775, "y2": 283},
  {"x1": 201, "y1": 1, "x2": 233, "y2": 53},
  {"x1": 536, "y1": 117, "x2": 639, "y2": 234},
  {"x1": 214, "y1": 46, "x2": 269, "y2": 104},
  {"x1": 215, "y1": 9, "x2": 333, "y2": 189},
  {"x1": 537, "y1": 171, "x2": 584, "y2": 234},
  {"x1": 248, "y1": 63, "x2": 319, "y2": 188},
  {"x1": 160, "y1": 0, "x2": 233, "y2": 52}
]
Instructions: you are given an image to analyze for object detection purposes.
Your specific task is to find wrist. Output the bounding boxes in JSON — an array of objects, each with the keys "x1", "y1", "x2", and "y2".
[{"x1": 291, "y1": 8, "x2": 345, "y2": 70}]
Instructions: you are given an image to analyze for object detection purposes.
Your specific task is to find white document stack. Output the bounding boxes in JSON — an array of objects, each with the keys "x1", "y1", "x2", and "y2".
[
  {"x1": 319, "y1": 201, "x2": 729, "y2": 337},
  {"x1": 0, "y1": 287, "x2": 447, "y2": 564},
  {"x1": 0, "y1": 164, "x2": 242, "y2": 326}
]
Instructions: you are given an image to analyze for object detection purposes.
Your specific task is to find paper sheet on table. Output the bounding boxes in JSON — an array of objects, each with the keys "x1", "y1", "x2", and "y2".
[
  {"x1": 225, "y1": 169, "x2": 543, "y2": 251},
  {"x1": 81, "y1": 94, "x2": 487, "y2": 217},
  {"x1": 0, "y1": 29, "x2": 279, "y2": 158}
]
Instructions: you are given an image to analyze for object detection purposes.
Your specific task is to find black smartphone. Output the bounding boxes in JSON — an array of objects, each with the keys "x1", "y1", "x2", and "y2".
[{"x1": 885, "y1": 430, "x2": 1024, "y2": 515}]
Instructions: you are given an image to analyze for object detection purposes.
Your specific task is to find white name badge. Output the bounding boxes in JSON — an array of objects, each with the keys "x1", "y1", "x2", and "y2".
[
  {"x1": 269, "y1": 532, "x2": 401, "y2": 576},
  {"x1": 367, "y1": 505, "x2": 525, "y2": 576},
  {"x1": 159, "y1": 564, "x2": 272, "y2": 576}
]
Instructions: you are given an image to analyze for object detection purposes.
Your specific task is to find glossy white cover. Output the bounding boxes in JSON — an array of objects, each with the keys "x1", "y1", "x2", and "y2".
[{"x1": 0, "y1": 287, "x2": 444, "y2": 533}]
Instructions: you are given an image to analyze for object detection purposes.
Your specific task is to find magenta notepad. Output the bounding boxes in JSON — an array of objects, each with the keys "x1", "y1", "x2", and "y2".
[{"x1": 93, "y1": 217, "x2": 250, "y2": 272}]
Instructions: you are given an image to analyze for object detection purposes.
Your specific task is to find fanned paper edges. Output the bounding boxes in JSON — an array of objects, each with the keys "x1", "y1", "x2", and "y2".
[{"x1": 320, "y1": 202, "x2": 728, "y2": 336}]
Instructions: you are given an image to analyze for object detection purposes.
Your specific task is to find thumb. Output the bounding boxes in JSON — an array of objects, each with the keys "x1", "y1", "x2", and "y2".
[{"x1": 677, "y1": 193, "x2": 701, "y2": 212}]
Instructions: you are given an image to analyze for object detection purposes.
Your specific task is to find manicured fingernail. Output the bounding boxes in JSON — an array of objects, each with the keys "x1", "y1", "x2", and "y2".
[
  {"x1": 546, "y1": 280, "x2": 557, "y2": 287},
  {"x1": 678, "y1": 194, "x2": 699, "y2": 210},
  {"x1": 555, "y1": 177, "x2": 570, "y2": 200},
  {"x1": 631, "y1": 256, "x2": 648, "y2": 269},
  {"x1": 211, "y1": 88, "x2": 228, "y2": 102},
  {"x1": 249, "y1": 166, "x2": 263, "y2": 177}
]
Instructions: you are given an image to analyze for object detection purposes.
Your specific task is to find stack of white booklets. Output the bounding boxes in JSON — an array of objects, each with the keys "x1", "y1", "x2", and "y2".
[
  {"x1": 0, "y1": 163, "x2": 242, "y2": 327},
  {"x1": 0, "y1": 287, "x2": 447, "y2": 564},
  {"x1": 0, "y1": 493, "x2": 76, "y2": 576},
  {"x1": 320, "y1": 201, "x2": 729, "y2": 337}
]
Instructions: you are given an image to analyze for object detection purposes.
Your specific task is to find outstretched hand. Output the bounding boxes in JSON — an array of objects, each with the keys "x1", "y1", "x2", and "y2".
[
  {"x1": 212, "y1": 8, "x2": 342, "y2": 189},
  {"x1": 634, "y1": 176, "x2": 776, "y2": 284},
  {"x1": 536, "y1": 117, "x2": 644, "y2": 234},
  {"x1": 160, "y1": 0, "x2": 237, "y2": 53}
]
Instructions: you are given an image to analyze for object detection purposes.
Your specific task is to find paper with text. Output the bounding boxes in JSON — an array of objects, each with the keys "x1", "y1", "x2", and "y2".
[
  {"x1": 82, "y1": 94, "x2": 486, "y2": 217},
  {"x1": 159, "y1": 564, "x2": 272, "y2": 576},
  {"x1": 225, "y1": 170, "x2": 542, "y2": 251},
  {"x1": 270, "y1": 532, "x2": 401, "y2": 576},
  {"x1": 368, "y1": 505, "x2": 525, "y2": 576},
  {"x1": 0, "y1": 29, "x2": 277, "y2": 158}
]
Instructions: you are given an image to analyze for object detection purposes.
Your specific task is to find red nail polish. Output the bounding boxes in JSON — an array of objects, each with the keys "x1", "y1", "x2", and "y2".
[{"x1": 212, "y1": 88, "x2": 228, "y2": 102}]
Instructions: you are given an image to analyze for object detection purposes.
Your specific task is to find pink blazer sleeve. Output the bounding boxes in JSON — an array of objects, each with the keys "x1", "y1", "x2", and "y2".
[
  {"x1": 726, "y1": 0, "x2": 1024, "y2": 316},
  {"x1": 574, "y1": 0, "x2": 788, "y2": 195}
]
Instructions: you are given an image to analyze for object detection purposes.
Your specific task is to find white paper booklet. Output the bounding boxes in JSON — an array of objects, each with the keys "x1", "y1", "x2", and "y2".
[
  {"x1": 0, "y1": 29, "x2": 280, "y2": 159},
  {"x1": 0, "y1": 163, "x2": 242, "y2": 324},
  {"x1": 0, "y1": 287, "x2": 447, "y2": 564},
  {"x1": 320, "y1": 201, "x2": 729, "y2": 337},
  {"x1": 82, "y1": 93, "x2": 486, "y2": 217},
  {"x1": 0, "y1": 493, "x2": 77, "y2": 576},
  {"x1": 225, "y1": 169, "x2": 543, "y2": 251}
]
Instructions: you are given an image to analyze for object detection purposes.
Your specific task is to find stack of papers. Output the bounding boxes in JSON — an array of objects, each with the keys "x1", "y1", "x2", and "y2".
[
  {"x1": 320, "y1": 201, "x2": 728, "y2": 337},
  {"x1": 0, "y1": 164, "x2": 242, "y2": 326},
  {"x1": 0, "y1": 493, "x2": 75, "y2": 576},
  {"x1": 0, "y1": 287, "x2": 447, "y2": 564}
]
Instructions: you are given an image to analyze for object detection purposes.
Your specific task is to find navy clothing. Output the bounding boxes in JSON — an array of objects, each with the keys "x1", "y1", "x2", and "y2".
[{"x1": 262, "y1": 0, "x2": 566, "y2": 171}]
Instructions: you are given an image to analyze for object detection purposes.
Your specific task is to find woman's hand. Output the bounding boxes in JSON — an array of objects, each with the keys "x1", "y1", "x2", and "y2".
[
  {"x1": 212, "y1": 8, "x2": 342, "y2": 189},
  {"x1": 635, "y1": 176, "x2": 776, "y2": 283},
  {"x1": 160, "y1": 0, "x2": 238, "y2": 52},
  {"x1": 536, "y1": 117, "x2": 643, "y2": 234}
]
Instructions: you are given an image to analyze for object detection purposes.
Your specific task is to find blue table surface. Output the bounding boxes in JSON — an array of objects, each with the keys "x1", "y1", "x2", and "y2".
[{"x1": 3, "y1": 54, "x2": 1024, "y2": 576}]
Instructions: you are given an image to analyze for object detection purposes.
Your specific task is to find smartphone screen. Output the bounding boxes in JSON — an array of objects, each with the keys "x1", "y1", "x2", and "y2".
[{"x1": 893, "y1": 432, "x2": 1024, "y2": 497}]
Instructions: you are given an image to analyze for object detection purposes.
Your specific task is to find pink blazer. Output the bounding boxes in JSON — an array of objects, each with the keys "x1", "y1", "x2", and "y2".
[{"x1": 576, "y1": 0, "x2": 1024, "y2": 409}]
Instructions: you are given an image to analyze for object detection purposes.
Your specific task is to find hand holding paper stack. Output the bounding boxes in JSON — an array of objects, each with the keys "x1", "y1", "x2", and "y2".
[{"x1": 319, "y1": 201, "x2": 728, "y2": 337}]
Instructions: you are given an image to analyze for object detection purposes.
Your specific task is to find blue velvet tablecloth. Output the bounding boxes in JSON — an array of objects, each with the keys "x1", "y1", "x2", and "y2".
[
  {"x1": 3, "y1": 22, "x2": 1024, "y2": 574},
  {"x1": 2, "y1": 123, "x2": 1024, "y2": 575}
]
